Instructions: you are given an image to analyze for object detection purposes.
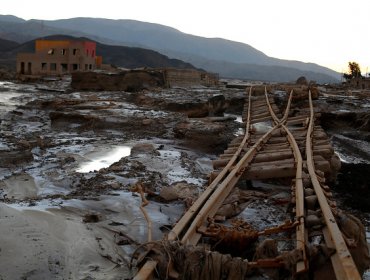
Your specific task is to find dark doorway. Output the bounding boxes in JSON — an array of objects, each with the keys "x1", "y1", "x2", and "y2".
[
  {"x1": 20, "y1": 62, "x2": 25, "y2": 74},
  {"x1": 27, "y1": 62, "x2": 32, "y2": 75}
]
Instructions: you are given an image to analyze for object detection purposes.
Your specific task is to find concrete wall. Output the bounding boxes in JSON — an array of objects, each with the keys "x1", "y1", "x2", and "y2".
[
  {"x1": 348, "y1": 77, "x2": 370, "y2": 89},
  {"x1": 17, "y1": 40, "x2": 97, "y2": 76},
  {"x1": 71, "y1": 70, "x2": 165, "y2": 92},
  {"x1": 163, "y1": 69, "x2": 219, "y2": 88}
]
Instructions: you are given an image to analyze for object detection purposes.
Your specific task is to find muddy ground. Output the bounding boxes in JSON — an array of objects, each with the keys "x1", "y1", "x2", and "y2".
[{"x1": 0, "y1": 79, "x2": 369, "y2": 279}]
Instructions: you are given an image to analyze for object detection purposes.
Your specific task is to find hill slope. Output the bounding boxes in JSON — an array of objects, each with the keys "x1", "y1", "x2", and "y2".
[
  {"x1": 43, "y1": 18, "x2": 340, "y2": 82},
  {"x1": 0, "y1": 35, "x2": 197, "y2": 71},
  {"x1": 0, "y1": 15, "x2": 340, "y2": 82}
]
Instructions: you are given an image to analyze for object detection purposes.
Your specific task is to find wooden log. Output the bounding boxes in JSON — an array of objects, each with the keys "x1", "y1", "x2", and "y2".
[
  {"x1": 223, "y1": 147, "x2": 238, "y2": 154},
  {"x1": 313, "y1": 139, "x2": 330, "y2": 146},
  {"x1": 258, "y1": 147, "x2": 293, "y2": 154},
  {"x1": 261, "y1": 143, "x2": 290, "y2": 150},
  {"x1": 313, "y1": 144, "x2": 333, "y2": 153},
  {"x1": 251, "y1": 116, "x2": 272, "y2": 123},
  {"x1": 253, "y1": 150, "x2": 294, "y2": 163},
  {"x1": 230, "y1": 135, "x2": 244, "y2": 143},
  {"x1": 211, "y1": 159, "x2": 331, "y2": 181},
  {"x1": 219, "y1": 152, "x2": 237, "y2": 158},
  {"x1": 303, "y1": 160, "x2": 331, "y2": 173},
  {"x1": 286, "y1": 118, "x2": 309, "y2": 126},
  {"x1": 251, "y1": 107, "x2": 269, "y2": 114},
  {"x1": 252, "y1": 112, "x2": 271, "y2": 119},
  {"x1": 212, "y1": 158, "x2": 232, "y2": 169},
  {"x1": 251, "y1": 128, "x2": 286, "y2": 137},
  {"x1": 250, "y1": 158, "x2": 295, "y2": 167},
  {"x1": 244, "y1": 163, "x2": 296, "y2": 180},
  {"x1": 212, "y1": 150, "x2": 294, "y2": 169},
  {"x1": 228, "y1": 142, "x2": 250, "y2": 148},
  {"x1": 287, "y1": 115, "x2": 309, "y2": 120}
]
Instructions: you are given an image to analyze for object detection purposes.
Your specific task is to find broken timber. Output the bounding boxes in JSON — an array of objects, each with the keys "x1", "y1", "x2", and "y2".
[{"x1": 133, "y1": 87, "x2": 363, "y2": 280}]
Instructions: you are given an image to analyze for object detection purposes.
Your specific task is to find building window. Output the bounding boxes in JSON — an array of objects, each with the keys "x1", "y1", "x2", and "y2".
[
  {"x1": 92, "y1": 50, "x2": 95, "y2": 57},
  {"x1": 50, "y1": 63, "x2": 57, "y2": 71},
  {"x1": 41, "y1": 63, "x2": 47, "y2": 71},
  {"x1": 61, "y1": 49, "x2": 66, "y2": 55},
  {"x1": 73, "y1": 49, "x2": 79, "y2": 55},
  {"x1": 61, "y1": 63, "x2": 68, "y2": 72},
  {"x1": 72, "y1": 64, "x2": 79, "y2": 71},
  {"x1": 85, "y1": 64, "x2": 88, "y2": 70},
  {"x1": 89, "y1": 64, "x2": 92, "y2": 70},
  {"x1": 48, "y1": 49, "x2": 54, "y2": 55}
]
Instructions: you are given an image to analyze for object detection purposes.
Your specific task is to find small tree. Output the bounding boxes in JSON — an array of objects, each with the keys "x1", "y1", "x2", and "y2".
[{"x1": 343, "y1": 61, "x2": 362, "y2": 80}]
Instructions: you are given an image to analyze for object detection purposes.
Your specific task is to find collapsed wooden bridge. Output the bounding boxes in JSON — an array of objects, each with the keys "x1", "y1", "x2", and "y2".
[{"x1": 132, "y1": 87, "x2": 367, "y2": 279}]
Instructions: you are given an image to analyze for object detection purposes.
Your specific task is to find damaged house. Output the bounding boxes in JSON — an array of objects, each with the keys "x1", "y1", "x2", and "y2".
[{"x1": 16, "y1": 39, "x2": 102, "y2": 76}]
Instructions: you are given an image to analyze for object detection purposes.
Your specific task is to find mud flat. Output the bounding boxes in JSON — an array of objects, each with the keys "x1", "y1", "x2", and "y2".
[
  {"x1": 0, "y1": 78, "x2": 369, "y2": 278},
  {"x1": 0, "y1": 78, "x2": 244, "y2": 279}
]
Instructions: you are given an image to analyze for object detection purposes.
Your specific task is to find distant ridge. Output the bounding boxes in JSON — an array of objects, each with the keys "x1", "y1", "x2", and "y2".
[
  {"x1": 0, "y1": 35, "x2": 197, "y2": 71},
  {"x1": 0, "y1": 15, "x2": 340, "y2": 83}
]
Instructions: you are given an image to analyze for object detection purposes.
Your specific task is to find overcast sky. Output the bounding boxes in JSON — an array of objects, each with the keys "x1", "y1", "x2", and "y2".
[{"x1": 2, "y1": 0, "x2": 370, "y2": 74}]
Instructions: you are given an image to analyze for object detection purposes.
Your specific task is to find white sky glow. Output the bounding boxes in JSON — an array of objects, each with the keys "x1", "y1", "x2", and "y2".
[{"x1": 2, "y1": 0, "x2": 370, "y2": 74}]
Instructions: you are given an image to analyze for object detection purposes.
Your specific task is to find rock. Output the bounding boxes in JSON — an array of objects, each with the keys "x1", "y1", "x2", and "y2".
[
  {"x1": 83, "y1": 212, "x2": 103, "y2": 223},
  {"x1": 305, "y1": 215, "x2": 322, "y2": 227},
  {"x1": 304, "y1": 188, "x2": 315, "y2": 196},
  {"x1": 275, "y1": 84, "x2": 319, "y2": 100},
  {"x1": 159, "y1": 187, "x2": 179, "y2": 201},
  {"x1": 130, "y1": 143, "x2": 159, "y2": 156},
  {"x1": 109, "y1": 165, "x2": 124, "y2": 172},
  {"x1": 329, "y1": 154, "x2": 341, "y2": 176},
  {"x1": 159, "y1": 182, "x2": 199, "y2": 202},
  {"x1": 336, "y1": 212, "x2": 370, "y2": 275},
  {"x1": 207, "y1": 95, "x2": 227, "y2": 116},
  {"x1": 296, "y1": 76, "x2": 308, "y2": 85},
  {"x1": 18, "y1": 140, "x2": 31, "y2": 150},
  {"x1": 305, "y1": 195, "x2": 318, "y2": 210},
  {"x1": 61, "y1": 156, "x2": 75, "y2": 165},
  {"x1": 142, "y1": 119, "x2": 153, "y2": 125},
  {"x1": 174, "y1": 118, "x2": 234, "y2": 153},
  {"x1": 0, "y1": 150, "x2": 33, "y2": 167}
]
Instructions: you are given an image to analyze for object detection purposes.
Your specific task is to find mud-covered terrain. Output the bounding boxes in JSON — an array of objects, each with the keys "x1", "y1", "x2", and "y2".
[
  {"x1": 0, "y1": 79, "x2": 246, "y2": 279},
  {"x1": 0, "y1": 79, "x2": 369, "y2": 279}
]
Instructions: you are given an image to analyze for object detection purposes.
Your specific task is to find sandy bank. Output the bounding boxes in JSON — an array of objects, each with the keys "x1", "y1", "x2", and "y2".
[{"x1": 0, "y1": 203, "x2": 132, "y2": 279}]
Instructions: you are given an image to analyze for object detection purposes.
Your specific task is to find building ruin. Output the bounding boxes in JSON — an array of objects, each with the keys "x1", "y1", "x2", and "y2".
[{"x1": 16, "y1": 39, "x2": 102, "y2": 76}]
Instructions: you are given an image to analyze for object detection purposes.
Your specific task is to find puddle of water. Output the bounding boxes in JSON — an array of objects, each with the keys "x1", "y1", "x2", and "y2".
[
  {"x1": 76, "y1": 146, "x2": 131, "y2": 173},
  {"x1": 0, "y1": 92, "x2": 23, "y2": 103},
  {"x1": 224, "y1": 113, "x2": 243, "y2": 123},
  {"x1": 235, "y1": 116, "x2": 243, "y2": 123},
  {"x1": 0, "y1": 141, "x2": 9, "y2": 150},
  {"x1": 334, "y1": 151, "x2": 350, "y2": 163},
  {"x1": 234, "y1": 127, "x2": 244, "y2": 136}
]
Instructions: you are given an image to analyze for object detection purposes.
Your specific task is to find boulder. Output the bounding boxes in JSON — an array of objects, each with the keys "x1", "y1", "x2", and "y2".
[
  {"x1": 296, "y1": 76, "x2": 308, "y2": 85},
  {"x1": 174, "y1": 118, "x2": 233, "y2": 153},
  {"x1": 159, "y1": 181, "x2": 199, "y2": 201},
  {"x1": 207, "y1": 95, "x2": 227, "y2": 116},
  {"x1": 130, "y1": 143, "x2": 159, "y2": 156}
]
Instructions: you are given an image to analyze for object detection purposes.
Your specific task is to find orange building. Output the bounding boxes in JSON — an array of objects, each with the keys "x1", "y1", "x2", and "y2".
[{"x1": 17, "y1": 40, "x2": 100, "y2": 76}]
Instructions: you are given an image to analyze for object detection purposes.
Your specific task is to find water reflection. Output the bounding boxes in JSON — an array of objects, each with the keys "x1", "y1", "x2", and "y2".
[{"x1": 77, "y1": 146, "x2": 131, "y2": 173}]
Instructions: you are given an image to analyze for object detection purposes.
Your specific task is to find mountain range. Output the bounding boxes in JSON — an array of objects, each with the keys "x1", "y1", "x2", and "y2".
[
  {"x1": 0, "y1": 15, "x2": 340, "y2": 83},
  {"x1": 0, "y1": 35, "x2": 196, "y2": 71}
]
